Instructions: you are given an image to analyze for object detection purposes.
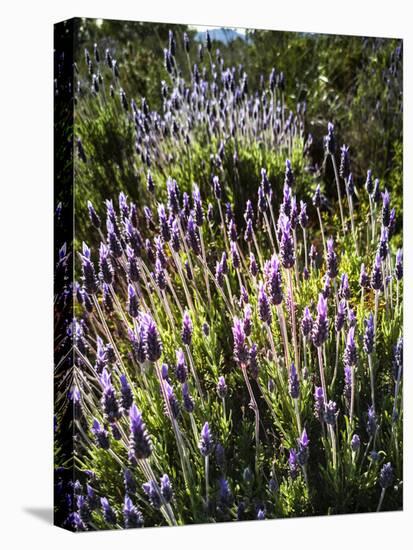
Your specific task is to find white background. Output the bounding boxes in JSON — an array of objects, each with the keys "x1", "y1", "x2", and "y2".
[{"x1": 0, "y1": 0, "x2": 411, "y2": 548}]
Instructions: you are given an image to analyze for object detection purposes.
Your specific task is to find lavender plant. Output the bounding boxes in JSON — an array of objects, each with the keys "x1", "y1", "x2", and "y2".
[{"x1": 54, "y1": 23, "x2": 403, "y2": 531}]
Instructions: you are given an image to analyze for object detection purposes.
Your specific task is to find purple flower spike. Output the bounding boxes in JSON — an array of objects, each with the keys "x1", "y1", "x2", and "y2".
[
  {"x1": 158, "y1": 204, "x2": 171, "y2": 242},
  {"x1": 379, "y1": 462, "x2": 394, "y2": 489},
  {"x1": 92, "y1": 418, "x2": 109, "y2": 450},
  {"x1": 324, "y1": 121, "x2": 336, "y2": 154},
  {"x1": 219, "y1": 477, "x2": 233, "y2": 508},
  {"x1": 297, "y1": 428, "x2": 310, "y2": 466},
  {"x1": 123, "y1": 495, "x2": 143, "y2": 528},
  {"x1": 160, "y1": 474, "x2": 173, "y2": 503},
  {"x1": 249, "y1": 252, "x2": 259, "y2": 278},
  {"x1": 339, "y1": 144, "x2": 351, "y2": 179},
  {"x1": 127, "y1": 283, "x2": 139, "y2": 318},
  {"x1": 326, "y1": 237, "x2": 339, "y2": 278},
  {"x1": 266, "y1": 255, "x2": 283, "y2": 305},
  {"x1": 141, "y1": 313, "x2": 162, "y2": 362},
  {"x1": 101, "y1": 497, "x2": 117, "y2": 525},
  {"x1": 258, "y1": 281, "x2": 272, "y2": 325},
  {"x1": 314, "y1": 386, "x2": 325, "y2": 422},
  {"x1": 182, "y1": 383, "x2": 195, "y2": 413},
  {"x1": 382, "y1": 189, "x2": 391, "y2": 227},
  {"x1": 100, "y1": 368, "x2": 121, "y2": 423},
  {"x1": 129, "y1": 404, "x2": 152, "y2": 461},
  {"x1": 142, "y1": 479, "x2": 161, "y2": 509},
  {"x1": 312, "y1": 294, "x2": 329, "y2": 347},
  {"x1": 175, "y1": 349, "x2": 188, "y2": 383},
  {"x1": 232, "y1": 317, "x2": 249, "y2": 364},
  {"x1": 299, "y1": 201, "x2": 309, "y2": 229},
  {"x1": 359, "y1": 263, "x2": 370, "y2": 288},
  {"x1": 217, "y1": 376, "x2": 228, "y2": 399},
  {"x1": 370, "y1": 254, "x2": 383, "y2": 291},
  {"x1": 230, "y1": 241, "x2": 241, "y2": 269},
  {"x1": 181, "y1": 310, "x2": 193, "y2": 346},
  {"x1": 312, "y1": 184, "x2": 322, "y2": 209},
  {"x1": 301, "y1": 306, "x2": 313, "y2": 337},
  {"x1": 339, "y1": 273, "x2": 351, "y2": 301},
  {"x1": 199, "y1": 422, "x2": 213, "y2": 456},
  {"x1": 324, "y1": 400, "x2": 338, "y2": 425},
  {"x1": 289, "y1": 449, "x2": 299, "y2": 479},
  {"x1": 365, "y1": 169, "x2": 374, "y2": 195},
  {"x1": 81, "y1": 243, "x2": 98, "y2": 295},
  {"x1": 363, "y1": 313, "x2": 375, "y2": 354},
  {"x1": 344, "y1": 327, "x2": 357, "y2": 367},
  {"x1": 378, "y1": 226, "x2": 389, "y2": 260},
  {"x1": 288, "y1": 362, "x2": 299, "y2": 399},
  {"x1": 244, "y1": 218, "x2": 254, "y2": 243},
  {"x1": 87, "y1": 200, "x2": 101, "y2": 228}
]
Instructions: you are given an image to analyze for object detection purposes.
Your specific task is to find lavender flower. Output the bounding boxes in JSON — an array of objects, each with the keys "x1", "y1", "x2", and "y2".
[
  {"x1": 344, "y1": 327, "x2": 357, "y2": 367},
  {"x1": 250, "y1": 252, "x2": 258, "y2": 278},
  {"x1": 123, "y1": 495, "x2": 143, "y2": 528},
  {"x1": 160, "y1": 474, "x2": 173, "y2": 503},
  {"x1": 297, "y1": 428, "x2": 310, "y2": 466},
  {"x1": 363, "y1": 313, "x2": 375, "y2": 354},
  {"x1": 314, "y1": 386, "x2": 325, "y2": 422},
  {"x1": 301, "y1": 306, "x2": 313, "y2": 337},
  {"x1": 326, "y1": 237, "x2": 338, "y2": 278},
  {"x1": 124, "y1": 468, "x2": 136, "y2": 494},
  {"x1": 258, "y1": 281, "x2": 272, "y2": 325},
  {"x1": 142, "y1": 479, "x2": 161, "y2": 509},
  {"x1": 335, "y1": 300, "x2": 346, "y2": 333},
  {"x1": 232, "y1": 317, "x2": 249, "y2": 364},
  {"x1": 379, "y1": 462, "x2": 394, "y2": 489},
  {"x1": 127, "y1": 283, "x2": 139, "y2": 318},
  {"x1": 266, "y1": 255, "x2": 283, "y2": 305},
  {"x1": 343, "y1": 366, "x2": 352, "y2": 403},
  {"x1": 299, "y1": 201, "x2": 309, "y2": 229},
  {"x1": 141, "y1": 313, "x2": 162, "y2": 362},
  {"x1": 312, "y1": 294, "x2": 329, "y2": 347},
  {"x1": 81, "y1": 243, "x2": 98, "y2": 295},
  {"x1": 370, "y1": 254, "x2": 383, "y2": 291},
  {"x1": 100, "y1": 369, "x2": 121, "y2": 423},
  {"x1": 101, "y1": 497, "x2": 117, "y2": 525},
  {"x1": 339, "y1": 273, "x2": 351, "y2": 301},
  {"x1": 181, "y1": 310, "x2": 193, "y2": 346},
  {"x1": 312, "y1": 184, "x2": 322, "y2": 209},
  {"x1": 128, "y1": 404, "x2": 152, "y2": 461},
  {"x1": 182, "y1": 383, "x2": 195, "y2": 413},
  {"x1": 288, "y1": 362, "x2": 299, "y2": 399},
  {"x1": 359, "y1": 263, "x2": 370, "y2": 288},
  {"x1": 381, "y1": 189, "x2": 391, "y2": 227},
  {"x1": 395, "y1": 249, "x2": 403, "y2": 280},
  {"x1": 365, "y1": 169, "x2": 374, "y2": 195},
  {"x1": 324, "y1": 400, "x2": 338, "y2": 425},
  {"x1": 87, "y1": 200, "x2": 101, "y2": 228},
  {"x1": 339, "y1": 144, "x2": 350, "y2": 179},
  {"x1": 92, "y1": 419, "x2": 109, "y2": 450},
  {"x1": 219, "y1": 477, "x2": 233, "y2": 508},
  {"x1": 217, "y1": 376, "x2": 228, "y2": 398},
  {"x1": 199, "y1": 422, "x2": 213, "y2": 456},
  {"x1": 289, "y1": 449, "x2": 299, "y2": 479}
]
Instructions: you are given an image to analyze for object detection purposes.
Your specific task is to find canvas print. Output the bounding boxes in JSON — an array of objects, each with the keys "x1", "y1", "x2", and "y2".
[{"x1": 54, "y1": 18, "x2": 403, "y2": 531}]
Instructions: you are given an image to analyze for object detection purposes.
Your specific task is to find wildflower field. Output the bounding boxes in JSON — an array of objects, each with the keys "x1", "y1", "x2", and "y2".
[{"x1": 54, "y1": 19, "x2": 403, "y2": 530}]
